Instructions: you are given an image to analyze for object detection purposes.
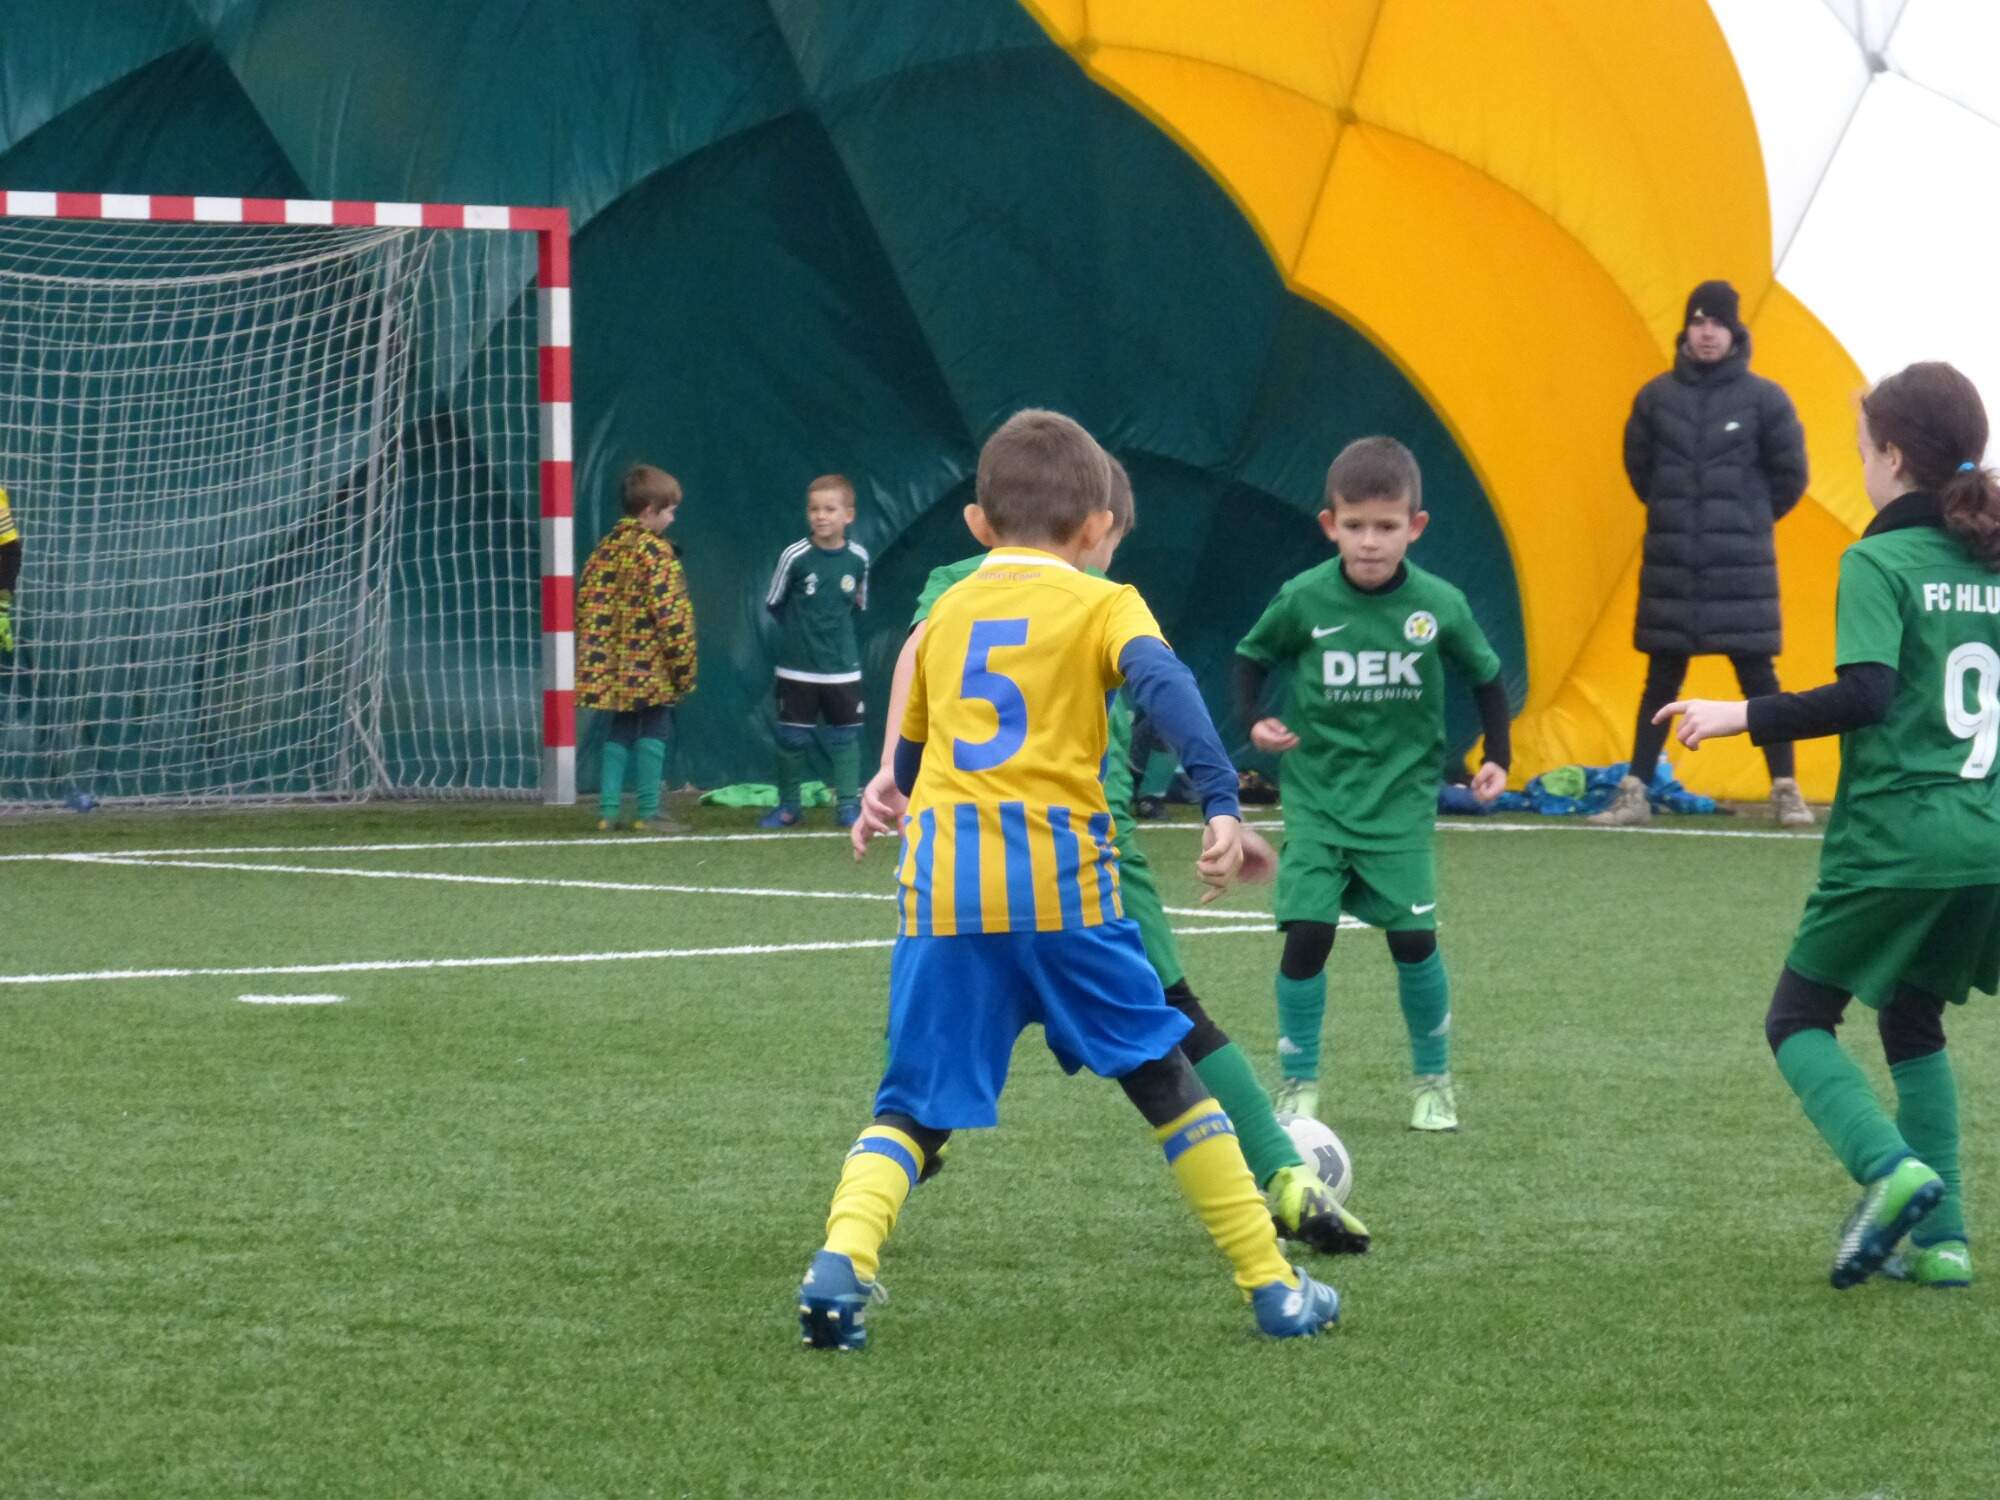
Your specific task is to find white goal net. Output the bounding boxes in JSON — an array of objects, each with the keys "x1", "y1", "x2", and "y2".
[{"x1": 0, "y1": 210, "x2": 551, "y2": 810}]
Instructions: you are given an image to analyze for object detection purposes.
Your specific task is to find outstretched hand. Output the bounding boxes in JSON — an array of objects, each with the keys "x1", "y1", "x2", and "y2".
[{"x1": 1651, "y1": 698, "x2": 1749, "y2": 749}]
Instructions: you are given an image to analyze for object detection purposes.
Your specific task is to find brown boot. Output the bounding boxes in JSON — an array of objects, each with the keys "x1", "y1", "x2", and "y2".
[
  {"x1": 1588, "y1": 774, "x2": 1651, "y2": 827},
  {"x1": 1770, "y1": 777, "x2": 1815, "y2": 828}
]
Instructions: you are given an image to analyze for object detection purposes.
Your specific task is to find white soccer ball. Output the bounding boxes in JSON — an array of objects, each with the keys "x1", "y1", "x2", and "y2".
[{"x1": 1277, "y1": 1112, "x2": 1353, "y2": 1205}]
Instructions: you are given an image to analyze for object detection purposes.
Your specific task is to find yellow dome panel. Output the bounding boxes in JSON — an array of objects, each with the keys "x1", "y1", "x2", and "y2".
[{"x1": 1351, "y1": 0, "x2": 1770, "y2": 346}]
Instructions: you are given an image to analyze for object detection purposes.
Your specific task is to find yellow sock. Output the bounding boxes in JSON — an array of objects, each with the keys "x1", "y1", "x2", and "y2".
[
  {"x1": 822, "y1": 1125, "x2": 926, "y2": 1282},
  {"x1": 1155, "y1": 1099, "x2": 1295, "y2": 1292}
]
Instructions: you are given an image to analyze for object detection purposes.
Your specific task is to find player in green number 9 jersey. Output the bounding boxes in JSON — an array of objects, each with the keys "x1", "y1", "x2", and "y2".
[{"x1": 1659, "y1": 362, "x2": 2000, "y2": 1292}]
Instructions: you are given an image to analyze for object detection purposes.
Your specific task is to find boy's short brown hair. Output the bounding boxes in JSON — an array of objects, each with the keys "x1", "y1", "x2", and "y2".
[
  {"x1": 621, "y1": 463, "x2": 683, "y2": 517},
  {"x1": 1105, "y1": 453, "x2": 1134, "y2": 536},
  {"x1": 807, "y1": 473, "x2": 856, "y2": 510},
  {"x1": 1324, "y1": 436, "x2": 1421, "y2": 514},
  {"x1": 975, "y1": 408, "x2": 1111, "y2": 544}
]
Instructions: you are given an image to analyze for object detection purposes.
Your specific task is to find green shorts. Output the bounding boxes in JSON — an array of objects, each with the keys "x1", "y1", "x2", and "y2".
[
  {"x1": 1114, "y1": 832, "x2": 1185, "y2": 989},
  {"x1": 1275, "y1": 839, "x2": 1437, "y2": 932},
  {"x1": 1786, "y1": 882, "x2": 2000, "y2": 1008}
]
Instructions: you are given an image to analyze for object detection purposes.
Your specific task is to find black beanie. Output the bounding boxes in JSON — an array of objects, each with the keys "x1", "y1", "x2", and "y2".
[{"x1": 1684, "y1": 279, "x2": 1743, "y2": 336}]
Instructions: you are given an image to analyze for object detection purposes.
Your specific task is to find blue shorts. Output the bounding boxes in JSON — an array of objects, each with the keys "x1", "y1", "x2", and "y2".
[{"x1": 874, "y1": 920, "x2": 1192, "y2": 1130}]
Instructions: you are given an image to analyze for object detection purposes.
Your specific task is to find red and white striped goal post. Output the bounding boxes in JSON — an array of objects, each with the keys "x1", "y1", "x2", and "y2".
[{"x1": 0, "y1": 190, "x2": 578, "y2": 805}]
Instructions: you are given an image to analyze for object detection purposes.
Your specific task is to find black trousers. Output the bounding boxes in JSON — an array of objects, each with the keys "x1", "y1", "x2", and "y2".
[{"x1": 1630, "y1": 652, "x2": 1795, "y2": 784}]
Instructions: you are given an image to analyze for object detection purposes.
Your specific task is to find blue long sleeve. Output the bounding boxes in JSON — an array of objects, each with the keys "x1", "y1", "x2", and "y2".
[
  {"x1": 893, "y1": 735, "x2": 925, "y2": 795},
  {"x1": 1116, "y1": 637, "x2": 1241, "y2": 820}
]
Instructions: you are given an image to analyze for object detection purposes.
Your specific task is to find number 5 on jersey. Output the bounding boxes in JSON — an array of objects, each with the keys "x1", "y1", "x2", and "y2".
[
  {"x1": 1946, "y1": 642, "x2": 2000, "y2": 780},
  {"x1": 954, "y1": 618, "x2": 1030, "y2": 771}
]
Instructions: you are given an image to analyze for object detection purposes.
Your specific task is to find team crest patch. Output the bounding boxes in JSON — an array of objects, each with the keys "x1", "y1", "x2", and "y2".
[
  {"x1": 1404, "y1": 610, "x2": 1438, "y2": 645},
  {"x1": 840, "y1": 574, "x2": 856, "y2": 593}
]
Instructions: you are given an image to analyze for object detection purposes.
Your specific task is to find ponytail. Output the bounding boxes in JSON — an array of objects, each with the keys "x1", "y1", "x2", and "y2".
[
  {"x1": 1862, "y1": 362, "x2": 2000, "y2": 571},
  {"x1": 1941, "y1": 463, "x2": 2000, "y2": 571}
]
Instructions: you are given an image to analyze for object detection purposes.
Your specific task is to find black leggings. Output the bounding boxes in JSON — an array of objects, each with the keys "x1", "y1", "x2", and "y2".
[
  {"x1": 1631, "y1": 652, "x2": 1794, "y2": 784},
  {"x1": 1764, "y1": 967, "x2": 1947, "y2": 1066},
  {"x1": 1279, "y1": 920, "x2": 1436, "y2": 979}
]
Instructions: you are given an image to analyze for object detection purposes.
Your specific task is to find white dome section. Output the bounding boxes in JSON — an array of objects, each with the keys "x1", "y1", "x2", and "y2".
[{"x1": 1711, "y1": 0, "x2": 2000, "y2": 450}]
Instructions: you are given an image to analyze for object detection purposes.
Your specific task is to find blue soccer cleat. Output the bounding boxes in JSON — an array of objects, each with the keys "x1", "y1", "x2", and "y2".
[
  {"x1": 798, "y1": 1250, "x2": 886, "y2": 1351},
  {"x1": 759, "y1": 806, "x2": 802, "y2": 830},
  {"x1": 834, "y1": 800, "x2": 862, "y2": 829},
  {"x1": 1250, "y1": 1266, "x2": 1341, "y2": 1338}
]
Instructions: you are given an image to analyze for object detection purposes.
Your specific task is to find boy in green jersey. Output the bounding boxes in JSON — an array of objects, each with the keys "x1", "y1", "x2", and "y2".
[
  {"x1": 854, "y1": 456, "x2": 1370, "y2": 1256},
  {"x1": 1659, "y1": 362, "x2": 2000, "y2": 1290},
  {"x1": 1236, "y1": 437, "x2": 1512, "y2": 1132},
  {"x1": 762, "y1": 474, "x2": 870, "y2": 828}
]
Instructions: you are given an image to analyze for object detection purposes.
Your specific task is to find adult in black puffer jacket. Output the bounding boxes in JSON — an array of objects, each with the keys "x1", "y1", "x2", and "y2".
[{"x1": 1594, "y1": 279, "x2": 1814, "y2": 828}]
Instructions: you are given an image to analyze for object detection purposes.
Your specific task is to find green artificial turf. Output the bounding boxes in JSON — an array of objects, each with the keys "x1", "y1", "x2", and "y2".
[{"x1": 3, "y1": 804, "x2": 1995, "y2": 1497}]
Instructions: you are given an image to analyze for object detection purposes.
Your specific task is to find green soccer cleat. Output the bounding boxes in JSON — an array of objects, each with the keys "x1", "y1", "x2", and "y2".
[
  {"x1": 1272, "y1": 1077, "x2": 1320, "y2": 1122},
  {"x1": 1882, "y1": 1239, "x2": 1973, "y2": 1289},
  {"x1": 1269, "y1": 1164, "x2": 1371, "y2": 1256},
  {"x1": 1831, "y1": 1157, "x2": 1945, "y2": 1289},
  {"x1": 1410, "y1": 1073, "x2": 1458, "y2": 1132}
]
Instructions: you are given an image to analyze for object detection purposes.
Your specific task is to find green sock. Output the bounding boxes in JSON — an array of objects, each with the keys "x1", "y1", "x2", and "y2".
[
  {"x1": 634, "y1": 736, "x2": 668, "y2": 819},
  {"x1": 1892, "y1": 1050, "x2": 1964, "y2": 1244},
  {"x1": 1774, "y1": 1029, "x2": 1910, "y2": 1185},
  {"x1": 828, "y1": 732, "x2": 862, "y2": 806},
  {"x1": 1193, "y1": 1041, "x2": 1302, "y2": 1187},
  {"x1": 1274, "y1": 972, "x2": 1326, "y2": 1080},
  {"x1": 598, "y1": 740, "x2": 630, "y2": 821},
  {"x1": 1396, "y1": 950, "x2": 1451, "y2": 1075},
  {"x1": 775, "y1": 741, "x2": 807, "y2": 811}
]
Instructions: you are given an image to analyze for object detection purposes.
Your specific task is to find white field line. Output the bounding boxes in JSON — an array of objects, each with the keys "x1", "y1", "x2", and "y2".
[
  {"x1": 53, "y1": 852, "x2": 1281, "y2": 921},
  {"x1": 0, "y1": 920, "x2": 1271, "y2": 989},
  {"x1": 0, "y1": 830, "x2": 878, "y2": 862},
  {"x1": 0, "y1": 814, "x2": 1818, "y2": 867},
  {"x1": 65, "y1": 853, "x2": 896, "y2": 904}
]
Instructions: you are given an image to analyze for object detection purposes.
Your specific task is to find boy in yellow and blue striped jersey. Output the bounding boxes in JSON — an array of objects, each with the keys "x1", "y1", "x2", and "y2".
[{"x1": 797, "y1": 410, "x2": 1340, "y2": 1349}]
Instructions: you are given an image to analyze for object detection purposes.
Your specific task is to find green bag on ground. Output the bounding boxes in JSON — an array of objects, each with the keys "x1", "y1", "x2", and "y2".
[{"x1": 698, "y1": 780, "x2": 835, "y2": 808}]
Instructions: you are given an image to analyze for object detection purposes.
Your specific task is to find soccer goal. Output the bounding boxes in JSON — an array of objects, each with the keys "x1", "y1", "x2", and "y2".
[{"x1": 0, "y1": 192, "x2": 575, "y2": 810}]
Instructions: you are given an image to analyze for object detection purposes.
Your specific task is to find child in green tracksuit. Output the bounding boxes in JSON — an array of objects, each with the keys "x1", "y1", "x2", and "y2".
[
  {"x1": 762, "y1": 474, "x2": 869, "y2": 828},
  {"x1": 1236, "y1": 437, "x2": 1512, "y2": 1133},
  {"x1": 1658, "y1": 361, "x2": 2000, "y2": 1291}
]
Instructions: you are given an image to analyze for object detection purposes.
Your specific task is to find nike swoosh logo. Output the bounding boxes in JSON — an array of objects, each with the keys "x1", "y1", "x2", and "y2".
[
  {"x1": 1411, "y1": 903, "x2": 1437, "y2": 915},
  {"x1": 1311, "y1": 624, "x2": 1346, "y2": 638}
]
